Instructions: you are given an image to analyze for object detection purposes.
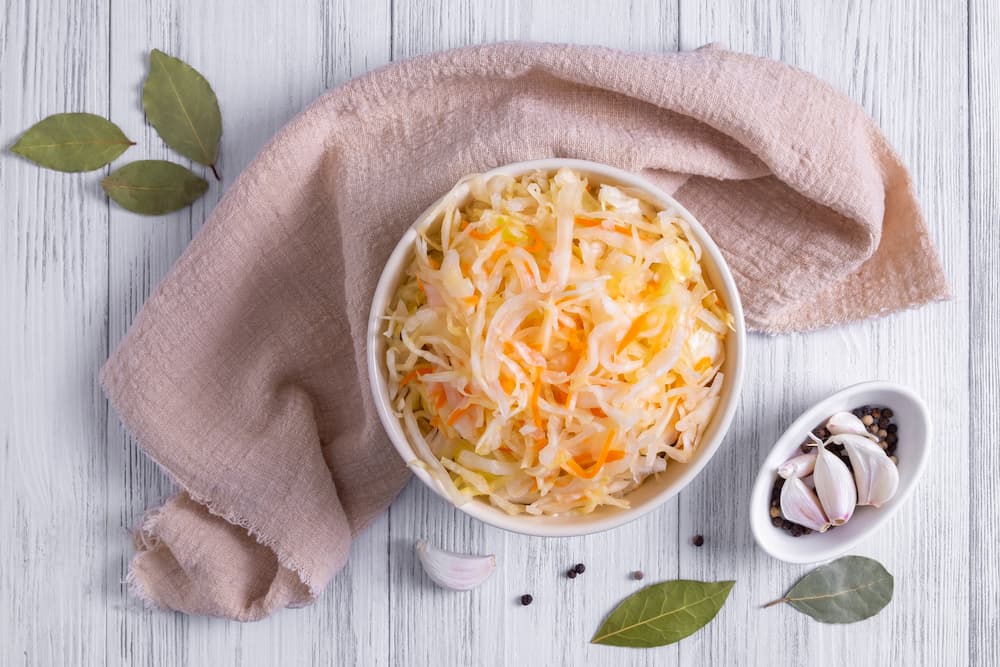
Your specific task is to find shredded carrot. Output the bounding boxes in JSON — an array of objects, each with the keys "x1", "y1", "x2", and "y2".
[
  {"x1": 399, "y1": 366, "x2": 432, "y2": 386},
  {"x1": 605, "y1": 450, "x2": 626, "y2": 463},
  {"x1": 447, "y1": 403, "x2": 474, "y2": 426},
  {"x1": 435, "y1": 390, "x2": 447, "y2": 409},
  {"x1": 427, "y1": 258, "x2": 440, "y2": 270},
  {"x1": 469, "y1": 225, "x2": 502, "y2": 240},
  {"x1": 462, "y1": 294, "x2": 479, "y2": 307},
  {"x1": 459, "y1": 219, "x2": 469, "y2": 231},
  {"x1": 694, "y1": 356, "x2": 712, "y2": 373},
  {"x1": 530, "y1": 368, "x2": 544, "y2": 431},
  {"x1": 590, "y1": 407, "x2": 607, "y2": 418},
  {"x1": 416, "y1": 279, "x2": 426, "y2": 294},
  {"x1": 499, "y1": 373, "x2": 516, "y2": 394},
  {"x1": 563, "y1": 391, "x2": 575, "y2": 409},
  {"x1": 561, "y1": 430, "x2": 616, "y2": 479},
  {"x1": 524, "y1": 227, "x2": 545, "y2": 253},
  {"x1": 617, "y1": 311, "x2": 651, "y2": 353},
  {"x1": 574, "y1": 216, "x2": 604, "y2": 227}
]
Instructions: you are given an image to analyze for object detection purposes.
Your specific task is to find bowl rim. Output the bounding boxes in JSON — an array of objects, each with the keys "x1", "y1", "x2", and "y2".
[
  {"x1": 366, "y1": 158, "x2": 746, "y2": 537},
  {"x1": 749, "y1": 380, "x2": 932, "y2": 563}
]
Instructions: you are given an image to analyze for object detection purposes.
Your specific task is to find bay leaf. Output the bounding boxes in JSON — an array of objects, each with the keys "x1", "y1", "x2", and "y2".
[
  {"x1": 10, "y1": 113, "x2": 134, "y2": 172},
  {"x1": 142, "y1": 49, "x2": 222, "y2": 179},
  {"x1": 591, "y1": 579, "x2": 735, "y2": 648},
  {"x1": 763, "y1": 555, "x2": 893, "y2": 623},
  {"x1": 101, "y1": 160, "x2": 208, "y2": 215}
]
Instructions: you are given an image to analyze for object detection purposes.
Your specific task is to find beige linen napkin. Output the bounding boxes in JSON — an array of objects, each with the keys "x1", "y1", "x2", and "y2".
[{"x1": 102, "y1": 43, "x2": 948, "y2": 621}]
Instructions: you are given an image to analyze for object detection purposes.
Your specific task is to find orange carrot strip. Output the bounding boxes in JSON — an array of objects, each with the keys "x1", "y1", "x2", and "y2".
[
  {"x1": 524, "y1": 227, "x2": 545, "y2": 253},
  {"x1": 435, "y1": 390, "x2": 447, "y2": 409},
  {"x1": 574, "y1": 216, "x2": 603, "y2": 227},
  {"x1": 447, "y1": 403, "x2": 474, "y2": 426},
  {"x1": 694, "y1": 356, "x2": 712, "y2": 372},
  {"x1": 605, "y1": 450, "x2": 626, "y2": 463},
  {"x1": 399, "y1": 366, "x2": 433, "y2": 386},
  {"x1": 530, "y1": 368, "x2": 544, "y2": 431},
  {"x1": 469, "y1": 225, "x2": 502, "y2": 240},
  {"x1": 462, "y1": 295, "x2": 479, "y2": 307},
  {"x1": 590, "y1": 407, "x2": 607, "y2": 418},
  {"x1": 616, "y1": 312, "x2": 651, "y2": 353},
  {"x1": 561, "y1": 431, "x2": 617, "y2": 479}
]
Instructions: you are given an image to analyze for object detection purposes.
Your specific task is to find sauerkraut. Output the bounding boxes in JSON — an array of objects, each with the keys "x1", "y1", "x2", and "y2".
[{"x1": 381, "y1": 168, "x2": 732, "y2": 516}]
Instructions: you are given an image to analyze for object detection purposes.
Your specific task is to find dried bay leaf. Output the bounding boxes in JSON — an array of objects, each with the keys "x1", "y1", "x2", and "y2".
[
  {"x1": 10, "y1": 113, "x2": 134, "y2": 172},
  {"x1": 142, "y1": 49, "x2": 222, "y2": 179},
  {"x1": 102, "y1": 160, "x2": 208, "y2": 215},
  {"x1": 764, "y1": 555, "x2": 893, "y2": 623},
  {"x1": 591, "y1": 579, "x2": 734, "y2": 648}
]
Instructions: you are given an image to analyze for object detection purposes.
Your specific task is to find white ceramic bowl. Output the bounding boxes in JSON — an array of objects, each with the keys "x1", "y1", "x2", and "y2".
[
  {"x1": 367, "y1": 159, "x2": 746, "y2": 537},
  {"x1": 750, "y1": 381, "x2": 931, "y2": 563}
]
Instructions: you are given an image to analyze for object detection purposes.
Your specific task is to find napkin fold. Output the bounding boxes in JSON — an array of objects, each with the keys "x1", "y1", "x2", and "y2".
[{"x1": 102, "y1": 42, "x2": 948, "y2": 621}]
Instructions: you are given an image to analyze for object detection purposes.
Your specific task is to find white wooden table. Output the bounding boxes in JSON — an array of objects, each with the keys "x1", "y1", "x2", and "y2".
[{"x1": 2, "y1": 1, "x2": 995, "y2": 665}]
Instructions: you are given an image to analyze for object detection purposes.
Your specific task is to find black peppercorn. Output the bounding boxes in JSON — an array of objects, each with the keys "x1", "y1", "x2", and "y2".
[
  {"x1": 692, "y1": 535, "x2": 705, "y2": 547},
  {"x1": 520, "y1": 594, "x2": 533, "y2": 606},
  {"x1": 771, "y1": 515, "x2": 783, "y2": 527},
  {"x1": 574, "y1": 563, "x2": 586, "y2": 574},
  {"x1": 887, "y1": 423, "x2": 898, "y2": 433},
  {"x1": 882, "y1": 408, "x2": 894, "y2": 419},
  {"x1": 567, "y1": 569, "x2": 577, "y2": 579},
  {"x1": 632, "y1": 570, "x2": 644, "y2": 580},
  {"x1": 872, "y1": 408, "x2": 882, "y2": 419}
]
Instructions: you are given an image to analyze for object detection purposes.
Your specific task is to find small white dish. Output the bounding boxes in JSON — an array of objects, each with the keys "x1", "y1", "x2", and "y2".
[
  {"x1": 367, "y1": 158, "x2": 746, "y2": 537},
  {"x1": 750, "y1": 381, "x2": 931, "y2": 564}
]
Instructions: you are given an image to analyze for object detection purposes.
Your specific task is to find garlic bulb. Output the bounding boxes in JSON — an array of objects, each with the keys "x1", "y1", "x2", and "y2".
[
  {"x1": 415, "y1": 539, "x2": 496, "y2": 591},
  {"x1": 829, "y1": 433, "x2": 899, "y2": 507},
  {"x1": 812, "y1": 444, "x2": 857, "y2": 526},
  {"x1": 826, "y1": 411, "x2": 877, "y2": 440},
  {"x1": 780, "y1": 477, "x2": 830, "y2": 533},
  {"x1": 778, "y1": 452, "x2": 818, "y2": 479}
]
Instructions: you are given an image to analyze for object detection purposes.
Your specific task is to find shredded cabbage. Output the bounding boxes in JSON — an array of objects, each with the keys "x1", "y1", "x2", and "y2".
[{"x1": 383, "y1": 168, "x2": 732, "y2": 516}]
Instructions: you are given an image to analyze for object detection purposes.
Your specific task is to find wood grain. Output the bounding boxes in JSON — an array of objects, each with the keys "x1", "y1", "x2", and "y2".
[
  {"x1": 969, "y1": 0, "x2": 998, "y2": 665},
  {"x1": 0, "y1": 2, "x2": 111, "y2": 666},
  {"x1": 0, "y1": 0, "x2": 989, "y2": 665}
]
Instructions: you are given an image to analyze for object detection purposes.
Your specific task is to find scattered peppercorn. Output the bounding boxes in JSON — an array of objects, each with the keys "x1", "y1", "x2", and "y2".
[
  {"x1": 769, "y1": 506, "x2": 781, "y2": 518},
  {"x1": 871, "y1": 408, "x2": 882, "y2": 420},
  {"x1": 771, "y1": 515, "x2": 783, "y2": 527},
  {"x1": 887, "y1": 423, "x2": 898, "y2": 433},
  {"x1": 692, "y1": 535, "x2": 705, "y2": 547},
  {"x1": 574, "y1": 563, "x2": 586, "y2": 574},
  {"x1": 632, "y1": 570, "x2": 644, "y2": 580},
  {"x1": 882, "y1": 408, "x2": 894, "y2": 419},
  {"x1": 567, "y1": 569, "x2": 577, "y2": 579},
  {"x1": 520, "y1": 594, "x2": 533, "y2": 606}
]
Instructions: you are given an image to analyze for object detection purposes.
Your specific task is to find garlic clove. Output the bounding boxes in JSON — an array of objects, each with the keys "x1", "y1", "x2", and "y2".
[
  {"x1": 780, "y1": 477, "x2": 831, "y2": 533},
  {"x1": 778, "y1": 452, "x2": 818, "y2": 479},
  {"x1": 829, "y1": 433, "x2": 900, "y2": 508},
  {"x1": 415, "y1": 539, "x2": 496, "y2": 591},
  {"x1": 812, "y1": 444, "x2": 857, "y2": 526},
  {"x1": 826, "y1": 411, "x2": 877, "y2": 440}
]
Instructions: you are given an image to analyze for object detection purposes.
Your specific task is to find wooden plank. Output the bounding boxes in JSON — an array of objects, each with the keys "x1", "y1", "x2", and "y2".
[
  {"x1": 388, "y1": 2, "x2": 680, "y2": 666},
  {"x1": 969, "y1": 0, "x2": 998, "y2": 664},
  {"x1": 678, "y1": 1, "x2": 969, "y2": 666},
  {"x1": 104, "y1": 1, "x2": 391, "y2": 666},
  {"x1": 0, "y1": 2, "x2": 111, "y2": 667}
]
